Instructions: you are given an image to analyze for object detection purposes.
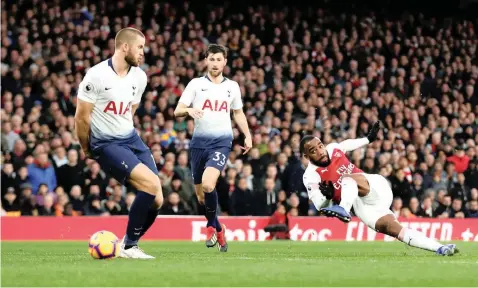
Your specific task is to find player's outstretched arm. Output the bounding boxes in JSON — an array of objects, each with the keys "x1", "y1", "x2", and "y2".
[
  {"x1": 75, "y1": 99, "x2": 95, "y2": 156},
  {"x1": 232, "y1": 109, "x2": 252, "y2": 154},
  {"x1": 337, "y1": 120, "x2": 381, "y2": 152}
]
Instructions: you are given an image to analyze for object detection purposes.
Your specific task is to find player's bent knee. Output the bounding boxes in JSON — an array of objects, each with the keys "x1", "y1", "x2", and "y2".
[
  {"x1": 343, "y1": 174, "x2": 370, "y2": 196},
  {"x1": 146, "y1": 177, "x2": 161, "y2": 195},
  {"x1": 201, "y1": 167, "x2": 220, "y2": 193},
  {"x1": 153, "y1": 192, "x2": 164, "y2": 209},
  {"x1": 129, "y1": 164, "x2": 161, "y2": 195},
  {"x1": 375, "y1": 214, "x2": 401, "y2": 237},
  {"x1": 202, "y1": 183, "x2": 215, "y2": 193}
]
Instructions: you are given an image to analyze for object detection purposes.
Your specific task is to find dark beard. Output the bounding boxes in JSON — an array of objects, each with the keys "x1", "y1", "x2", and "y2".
[
  {"x1": 125, "y1": 54, "x2": 138, "y2": 67},
  {"x1": 209, "y1": 70, "x2": 222, "y2": 77},
  {"x1": 310, "y1": 156, "x2": 331, "y2": 167}
]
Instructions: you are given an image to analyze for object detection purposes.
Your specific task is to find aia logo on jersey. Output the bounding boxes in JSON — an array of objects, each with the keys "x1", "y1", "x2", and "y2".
[
  {"x1": 104, "y1": 101, "x2": 132, "y2": 115},
  {"x1": 202, "y1": 99, "x2": 228, "y2": 112}
]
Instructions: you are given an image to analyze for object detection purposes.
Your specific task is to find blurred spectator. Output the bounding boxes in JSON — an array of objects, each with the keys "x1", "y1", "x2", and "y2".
[
  {"x1": 266, "y1": 204, "x2": 289, "y2": 240},
  {"x1": 450, "y1": 173, "x2": 471, "y2": 202},
  {"x1": 447, "y1": 144, "x2": 470, "y2": 174},
  {"x1": 69, "y1": 185, "x2": 85, "y2": 215},
  {"x1": 229, "y1": 177, "x2": 253, "y2": 216},
  {"x1": 84, "y1": 196, "x2": 105, "y2": 216},
  {"x1": 408, "y1": 197, "x2": 420, "y2": 216},
  {"x1": 160, "y1": 192, "x2": 191, "y2": 215},
  {"x1": 391, "y1": 197, "x2": 403, "y2": 218},
  {"x1": 468, "y1": 200, "x2": 478, "y2": 218},
  {"x1": 1, "y1": 121, "x2": 20, "y2": 153},
  {"x1": 3, "y1": 187, "x2": 20, "y2": 215},
  {"x1": 57, "y1": 149, "x2": 84, "y2": 195},
  {"x1": 449, "y1": 198, "x2": 468, "y2": 218},
  {"x1": 27, "y1": 152, "x2": 57, "y2": 194},
  {"x1": 420, "y1": 197, "x2": 435, "y2": 218},
  {"x1": 37, "y1": 194, "x2": 56, "y2": 216},
  {"x1": 102, "y1": 196, "x2": 123, "y2": 216},
  {"x1": 19, "y1": 183, "x2": 36, "y2": 216},
  {"x1": 255, "y1": 178, "x2": 278, "y2": 216},
  {"x1": 435, "y1": 195, "x2": 452, "y2": 218}
]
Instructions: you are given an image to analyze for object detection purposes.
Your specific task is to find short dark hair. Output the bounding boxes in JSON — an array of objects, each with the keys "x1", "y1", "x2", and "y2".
[
  {"x1": 205, "y1": 44, "x2": 227, "y2": 58},
  {"x1": 299, "y1": 135, "x2": 315, "y2": 156}
]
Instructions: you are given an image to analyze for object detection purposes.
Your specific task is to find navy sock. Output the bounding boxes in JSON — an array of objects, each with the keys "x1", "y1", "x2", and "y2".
[
  {"x1": 204, "y1": 190, "x2": 219, "y2": 229},
  {"x1": 124, "y1": 191, "x2": 155, "y2": 247},
  {"x1": 215, "y1": 217, "x2": 222, "y2": 232},
  {"x1": 139, "y1": 207, "x2": 159, "y2": 238}
]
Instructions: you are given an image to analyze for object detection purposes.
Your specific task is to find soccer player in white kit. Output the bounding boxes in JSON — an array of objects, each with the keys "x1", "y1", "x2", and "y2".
[
  {"x1": 75, "y1": 28, "x2": 163, "y2": 259},
  {"x1": 301, "y1": 121, "x2": 459, "y2": 256},
  {"x1": 174, "y1": 44, "x2": 252, "y2": 252}
]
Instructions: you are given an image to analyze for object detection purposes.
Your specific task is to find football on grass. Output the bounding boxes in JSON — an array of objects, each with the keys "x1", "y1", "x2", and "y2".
[{"x1": 88, "y1": 230, "x2": 120, "y2": 259}]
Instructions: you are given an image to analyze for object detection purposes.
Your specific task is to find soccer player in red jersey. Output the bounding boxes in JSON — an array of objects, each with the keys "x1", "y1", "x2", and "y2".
[{"x1": 301, "y1": 121, "x2": 458, "y2": 256}]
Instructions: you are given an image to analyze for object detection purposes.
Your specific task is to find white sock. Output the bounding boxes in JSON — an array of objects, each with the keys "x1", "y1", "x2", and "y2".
[
  {"x1": 398, "y1": 228, "x2": 443, "y2": 252},
  {"x1": 339, "y1": 177, "x2": 358, "y2": 212}
]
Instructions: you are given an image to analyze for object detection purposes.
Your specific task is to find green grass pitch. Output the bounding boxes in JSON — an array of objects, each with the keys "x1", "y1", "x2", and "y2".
[{"x1": 2, "y1": 241, "x2": 477, "y2": 287}]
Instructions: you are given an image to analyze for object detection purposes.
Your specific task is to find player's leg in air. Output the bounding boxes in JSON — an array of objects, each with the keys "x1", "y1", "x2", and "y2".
[
  {"x1": 320, "y1": 173, "x2": 458, "y2": 256},
  {"x1": 319, "y1": 173, "x2": 373, "y2": 222},
  {"x1": 190, "y1": 148, "x2": 228, "y2": 252}
]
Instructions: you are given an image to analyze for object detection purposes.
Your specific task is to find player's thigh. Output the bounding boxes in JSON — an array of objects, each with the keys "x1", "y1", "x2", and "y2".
[
  {"x1": 354, "y1": 201, "x2": 394, "y2": 231},
  {"x1": 361, "y1": 174, "x2": 394, "y2": 207},
  {"x1": 95, "y1": 144, "x2": 141, "y2": 185},
  {"x1": 354, "y1": 174, "x2": 394, "y2": 230},
  {"x1": 202, "y1": 147, "x2": 230, "y2": 190},
  {"x1": 189, "y1": 148, "x2": 208, "y2": 185},
  {"x1": 135, "y1": 149, "x2": 163, "y2": 202},
  {"x1": 343, "y1": 173, "x2": 370, "y2": 197}
]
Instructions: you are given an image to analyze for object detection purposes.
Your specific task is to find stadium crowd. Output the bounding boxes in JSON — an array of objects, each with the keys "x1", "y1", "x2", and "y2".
[{"x1": 1, "y1": 0, "x2": 478, "y2": 219}]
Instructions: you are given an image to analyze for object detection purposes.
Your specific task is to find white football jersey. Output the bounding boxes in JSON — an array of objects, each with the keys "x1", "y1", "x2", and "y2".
[
  {"x1": 179, "y1": 75, "x2": 243, "y2": 148},
  {"x1": 77, "y1": 59, "x2": 147, "y2": 141}
]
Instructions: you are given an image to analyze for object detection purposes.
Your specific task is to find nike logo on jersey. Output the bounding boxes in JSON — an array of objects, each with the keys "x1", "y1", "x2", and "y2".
[
  {"x1": 105, "y1": 87, "x2": 112, "y2": 90},
  {"x1": 320, "y1": 168, "x2": 328, "y2": 173},
  {"x1": 201, "y1": 88, "x2": 208, "y2": 91}
]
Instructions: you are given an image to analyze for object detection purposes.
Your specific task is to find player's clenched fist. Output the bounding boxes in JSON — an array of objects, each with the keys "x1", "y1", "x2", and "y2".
[
  {"x1": 186, "y1": 108, "x2": 204, "y2": 119},
  {"x1": 318, "y1": 181, "x2": 334, "y2": 200},
  {"x1": 367, "y1": 120, "x2": 381, "y2": 142}
]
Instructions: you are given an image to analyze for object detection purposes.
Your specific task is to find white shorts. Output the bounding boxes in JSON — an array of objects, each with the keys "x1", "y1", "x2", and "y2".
[{"x1": 352, "y1": 173, "x2": 395, "y2": 230}]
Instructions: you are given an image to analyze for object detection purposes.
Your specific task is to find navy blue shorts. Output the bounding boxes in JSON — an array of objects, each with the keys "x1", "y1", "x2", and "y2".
[
  {"x1": 189, "y1": 147, "x2": 230, "y2": 185},
  {"x1": 91, "y1": 133, "x2": 158, "y2": 185}
]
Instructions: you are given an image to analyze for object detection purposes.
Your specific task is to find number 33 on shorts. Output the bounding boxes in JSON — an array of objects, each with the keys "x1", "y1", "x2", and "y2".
[{"x1": 213, "y1": 151, "x2": 227, "y2": 166}]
